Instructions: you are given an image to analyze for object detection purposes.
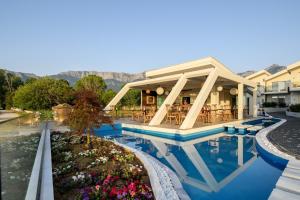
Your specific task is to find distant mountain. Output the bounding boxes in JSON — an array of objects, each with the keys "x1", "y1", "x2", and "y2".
[
  {"x1": 265, "y1": 64, "x2": 286, "y2": 74},
  {"x1": 1, "y1": 63, "x2": 287, "y2": 91},
  {"x1": 238, "y1": 70, "x2": 256, "y2": 77},
  {"x1": 3, "y1": 69, "x2": 39, "y2": 80},
  {"x1": 238, "y1": 64, "x2": 286, "y2": 77},
  {"x1": 49, "y1": 71, "x2": 145, "y2": 91},
  {"x1": 1, "y1": 69, "x2": 145, "y2": 91}
]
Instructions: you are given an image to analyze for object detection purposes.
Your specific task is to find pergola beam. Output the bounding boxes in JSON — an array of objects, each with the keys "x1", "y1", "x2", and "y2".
[
  {"x1": 104, "y1": 84, "x2": 130, "y2": 110},
  {"x1": 149, "y1": 75, "x2": 188, "y2": 126},
  {"x1": 180, "y1": 69, "x2": 219, "y2": 129}
]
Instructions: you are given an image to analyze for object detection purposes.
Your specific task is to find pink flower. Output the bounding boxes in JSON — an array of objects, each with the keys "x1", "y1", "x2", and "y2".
[
  {"x1": 128, "y1": 182, "x2": 136, "y2": 192},
  {"x1": 95, "y1": 185, "x2": 100, "y2": 191}
]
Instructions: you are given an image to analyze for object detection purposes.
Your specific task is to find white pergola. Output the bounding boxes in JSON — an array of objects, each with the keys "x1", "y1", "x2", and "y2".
[{"x1": 105, "y1": 57, "x2": 257, "y2": 130}]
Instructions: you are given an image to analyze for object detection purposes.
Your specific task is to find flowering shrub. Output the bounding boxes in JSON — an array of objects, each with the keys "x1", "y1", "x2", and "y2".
[{"x1": 51, "y1": 132, "x2": 154, "y2": 200}]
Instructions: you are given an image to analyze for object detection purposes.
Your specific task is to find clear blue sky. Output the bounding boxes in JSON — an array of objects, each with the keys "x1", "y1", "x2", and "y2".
[{"x1": 1, "y1": 0, "x2": 300, "y2": 75}]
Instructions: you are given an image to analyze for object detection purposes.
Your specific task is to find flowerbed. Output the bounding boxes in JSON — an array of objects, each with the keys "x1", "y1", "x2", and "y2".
[{"x1": 51, "y1": 132, "x2": 154, "y2": 200}]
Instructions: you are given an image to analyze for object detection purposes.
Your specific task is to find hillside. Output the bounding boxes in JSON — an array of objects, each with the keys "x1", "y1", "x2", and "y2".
[
  {"x1": 238, "y1": 64, "x2": 286, "y2": 77},
  {"x1": 1, "y1": 69, "x2": 145, "y2": 91},
  {"x1": 1, "y1": 63, "x2": 287, "y2": 91}
]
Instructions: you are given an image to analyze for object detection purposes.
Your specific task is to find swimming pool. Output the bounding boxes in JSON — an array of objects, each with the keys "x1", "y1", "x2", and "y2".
[{"x1": 94, "y1": 118, "x2": 283, "y2": 200}]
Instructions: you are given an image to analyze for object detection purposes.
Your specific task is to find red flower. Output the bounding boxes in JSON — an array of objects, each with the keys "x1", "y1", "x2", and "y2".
[
  {"x1": 109, "y1": 186, "x2": 118, "y2": 197},
  {"x1": 128, "y1": 182, "x2": 136, "y2": 192}
]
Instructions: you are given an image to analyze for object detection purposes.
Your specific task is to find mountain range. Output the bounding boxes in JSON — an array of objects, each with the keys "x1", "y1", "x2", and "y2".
[
  {"x1": 237, "y1": 64, "x2": 286, "y2": 77},
  {"x1": 1, "y1": 64, "x2": 286, "y2": 91}
]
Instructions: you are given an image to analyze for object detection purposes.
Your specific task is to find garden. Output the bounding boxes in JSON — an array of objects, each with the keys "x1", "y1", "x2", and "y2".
[{"x1": 51, "y1": 132, "x2": 154, "y2": 200}]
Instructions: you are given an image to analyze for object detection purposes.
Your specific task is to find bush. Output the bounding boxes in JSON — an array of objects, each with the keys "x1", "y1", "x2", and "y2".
[
  {"x1": 289, "y1": 104, "x2": 300, "y2": 112},
  {"x1": 13, "y1": 77, "x2": 73, "y2": 110},
  {"x1": 262, "y1": 102, "x2": 277, "y2": 107},
  {"x1": 278, "y1": 102, "x2": 287, "y2": 108},
  {"x1": 39, "y1": 110, "x2": 54, "y2": 120}
]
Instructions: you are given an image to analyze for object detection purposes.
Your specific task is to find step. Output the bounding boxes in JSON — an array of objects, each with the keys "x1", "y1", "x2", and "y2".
[
  {"x1": 287, "y1": 160, "x2": 300, "y2": 170},
  {"x1": 269, "y1": 188, "x2": 300, "y2": 200},
  {"x1": 283, "y1": 167, "x2": 300, "y2": 180},
  {"x1": 276, "y1": 176, "x2": 300, "y2": 194},
  {"x1": 247, "y1": 126, "x2": 263, "y2": 131},
  {"x1": 235, "y1": 125, "x2": 253, "y2": 129},
  {"x1": 224, "y1": 124, "x2": 235, "y2": 128}
]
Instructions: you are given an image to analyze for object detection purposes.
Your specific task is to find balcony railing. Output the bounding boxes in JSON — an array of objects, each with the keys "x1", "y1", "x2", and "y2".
[
  {"x1": 292, "y1": 82, "x2": 300, "y2": 88},
  {"x1": 265, "y1": 86, "x2": 289, "y2": 93}
]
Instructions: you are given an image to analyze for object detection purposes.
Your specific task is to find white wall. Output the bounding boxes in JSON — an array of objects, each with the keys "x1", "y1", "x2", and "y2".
[{"x1": 291, "y1": 92, "x2": 300, "y2": 105}]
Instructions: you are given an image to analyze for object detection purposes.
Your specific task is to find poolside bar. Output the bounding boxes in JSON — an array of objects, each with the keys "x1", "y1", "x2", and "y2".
[{"x1": 105, "y1": 57, "x2": 257, "y2": 131}]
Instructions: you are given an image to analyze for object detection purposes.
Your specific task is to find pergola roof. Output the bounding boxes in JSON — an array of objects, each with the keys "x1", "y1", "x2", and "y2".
[
  {"x1": 135, "y1": 57, "x2": 255, "y2": 88},
  {"x1": 105, "y1": 57, "x2": 257, "y2": 130},
  {"x1": 246, "y1": 70, "x2": 271, "y2": 80}
]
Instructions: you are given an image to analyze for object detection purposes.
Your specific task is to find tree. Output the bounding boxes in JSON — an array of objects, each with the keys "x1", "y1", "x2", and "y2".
[
  {"x1": 74, "y1": 75, "x2": 106, "y2": 102},
  {"x1": 0, "y1": 70, "x2": 6, "y2": 109},
  {"x1": 102, "y1": 89, "x2": 116, "y2": 106},
  {"x1": 0, "y1": 70, "x2": 23, "y2": 109},
  {"x1": 13, "y1": 77, "x2": 73, "y2": 110},
  {"x1": 25, "y1": 77, "x2": 37, "y2": 84},
  {"x1": 68, "y1": 89, "x2": 103, "y2": 148},
  {"x1": 121, "y1": 89, "x2": 141, "y2": 107},
  {"x1": 5, "y1": 73, "x2": 23, "y2": 93}
]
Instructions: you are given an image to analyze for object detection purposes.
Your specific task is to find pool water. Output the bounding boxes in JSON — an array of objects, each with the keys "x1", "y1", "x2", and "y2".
[
  {"x1": 95, "y1": 126, "x2": 283, "y2": 200},
  {"x1": 0, "y1": 116, "x2": 42, "y2": 200}
]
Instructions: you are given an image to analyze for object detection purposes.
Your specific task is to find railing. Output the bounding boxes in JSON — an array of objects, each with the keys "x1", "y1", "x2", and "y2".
[
  {"x1": 265, "y1": 86, "x2": 289, "y2": 93},
  {"x1": 292, "y1": 82, "x2": 300, "y2": 88},
  {"x1": 25, "y1": 123, "x2": 54, "y2": 200}
]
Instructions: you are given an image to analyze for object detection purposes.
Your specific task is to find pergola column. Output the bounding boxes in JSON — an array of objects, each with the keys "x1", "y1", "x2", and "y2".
[
  {"x1": 238, "y1": 83, "x2": 244, "y2": 120},
  {"x1": 180, "y1": 69, "x2": 218, "y2": 129},
  {"x1": 149, "y1": 75, "x2": 188, "y2": 126},
  {"x1": 104, "y1": 84, "x2": 130, "y2": 110},
  {"x1": 253, "y1": 87, "x2": 257, "y2": 117}
]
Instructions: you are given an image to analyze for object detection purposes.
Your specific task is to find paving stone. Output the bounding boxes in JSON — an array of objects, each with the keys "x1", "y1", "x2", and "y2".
[{"x1": 267, "y1": 112, "x2": 300, "y2": 158}]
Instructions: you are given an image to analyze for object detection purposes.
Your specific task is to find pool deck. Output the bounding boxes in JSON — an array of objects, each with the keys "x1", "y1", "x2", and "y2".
[
  {"x1": 118, "y1": 117, "x2": 259, "y2": 135},
  {"x1": 0, "y1": 110, "x2": 19, "y2": 123},
  {"x1": 267, "y1": 112, "x2": 300, "y2": 159},
  {"x1": 254, "y1": 112, "x2": 300, "y2": 199}
]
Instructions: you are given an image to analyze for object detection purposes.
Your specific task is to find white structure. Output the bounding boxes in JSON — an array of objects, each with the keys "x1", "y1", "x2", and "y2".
[
  {"x1": 106, "y1": 57, "x2": 257, "y2": 130},
  {"x1": 246, "y1": 60, "x2": 300, "y2": 107}
]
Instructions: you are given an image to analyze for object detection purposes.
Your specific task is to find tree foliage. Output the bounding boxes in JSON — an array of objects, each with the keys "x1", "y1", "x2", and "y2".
[
  {"x1": 13, "y1": 77, "x2": 73, "y2": 110},
  {"x1": 68, "y1": 89, "x2": 103, "y2": 147},
  {"x1": 0, "y1": 70, "x2": 24, "y2": 109},
  {"x1": 74, "y1": 75, "x2": 106, "y2": 99},
  {"x1": 102, "y1": 89, "x2": 116, "y2": 106},
  {"x1": 120, "y1": 89, "x2": 141, "y2": 107}
]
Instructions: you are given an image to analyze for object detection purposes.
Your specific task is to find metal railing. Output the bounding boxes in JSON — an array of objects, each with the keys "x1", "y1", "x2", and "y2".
[{"x1": 25, "y1": 123, "x2": 54, "y2": 200}]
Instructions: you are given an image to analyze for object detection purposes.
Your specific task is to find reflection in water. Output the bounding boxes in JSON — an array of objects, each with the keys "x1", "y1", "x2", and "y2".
[
  {"x1": 0, "y1": 115, "x2": 42, "y2": 200},
  {"x1": 0, "y1": 114, "x2": 42, "y2": 137},
  {"x1": 114, "y1": 131, "x2": 282, "y2": 200}
]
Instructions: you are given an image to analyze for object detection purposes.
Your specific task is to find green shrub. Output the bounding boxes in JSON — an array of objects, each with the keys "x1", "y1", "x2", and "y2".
[
  {"x1": 289, "y1": 104, "x2": 300, "y2": 112},
  {"x1": 262, "y1": 102, "x2": 277, "y2": 107},
  {"x1": 39, "y1": 110, "x2": 53, "y2": 120},
  {"x1": 278, "y1": 102, "x2": 287, "y2": 108}
]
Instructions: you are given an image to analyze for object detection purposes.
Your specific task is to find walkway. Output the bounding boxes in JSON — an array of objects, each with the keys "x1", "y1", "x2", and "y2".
[
  {"x1": 0, "y1": 110, "x2": 19, "y2": 123},
  {"x1": 267, "y1": 112, "x2": 300, "y2": 159}
]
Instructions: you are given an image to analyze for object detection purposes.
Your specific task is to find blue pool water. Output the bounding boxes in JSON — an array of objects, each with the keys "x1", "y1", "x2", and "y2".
[{"x1": 94, "y1": 118, "x2": 284, "y2": 200}]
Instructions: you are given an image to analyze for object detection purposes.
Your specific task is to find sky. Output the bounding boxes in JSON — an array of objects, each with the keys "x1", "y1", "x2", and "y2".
[{"x1": 1, "y1": 0, "x2": 300, "y2": 76}]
